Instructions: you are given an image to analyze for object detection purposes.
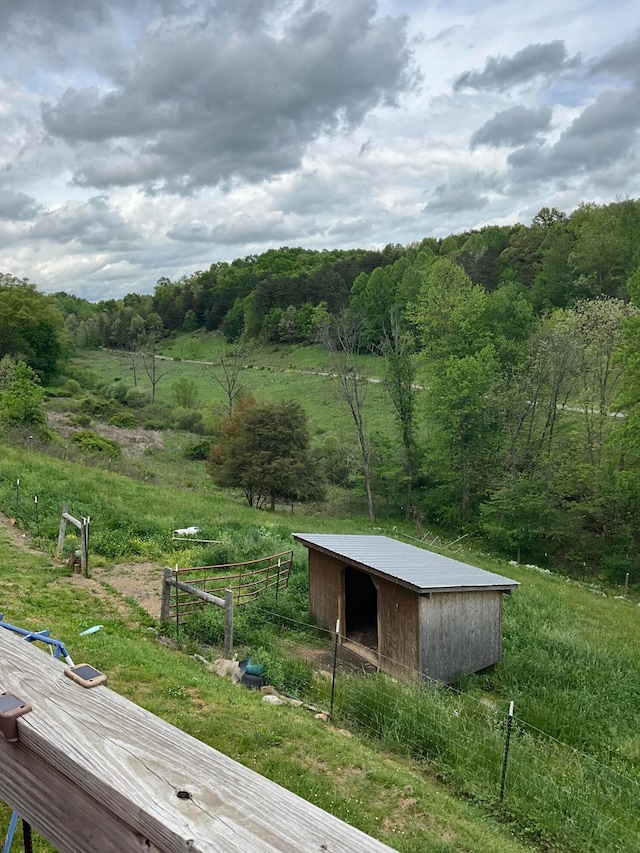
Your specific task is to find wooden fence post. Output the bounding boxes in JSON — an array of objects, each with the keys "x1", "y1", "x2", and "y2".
[
  {"x1": 161, "y1": 568, "x2": 172, "y2": 621},
  {"x1": 57, "y1": 505, "x2": 68, "y2": 556},
  {"x1": 224, "y1": 589, "x2": 234, "y2": 659},
  {"x1": 80, "y1": 518, "x2": 89, "y2": 578}
]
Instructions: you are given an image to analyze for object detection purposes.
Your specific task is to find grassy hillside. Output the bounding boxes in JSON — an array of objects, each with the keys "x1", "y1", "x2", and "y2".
[
  {"x1": 73, "y1": 340, "x2": 398, "y2": 441},
  {"x1": 0, "y1": 521, "x2": 531, "y2": 853},
  {"x1": 0, "y1": 444, "x2": 638, "y2": 851}
]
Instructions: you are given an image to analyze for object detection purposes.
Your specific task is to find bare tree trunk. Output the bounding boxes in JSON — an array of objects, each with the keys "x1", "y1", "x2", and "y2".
[{"x1": 321, "y1": 313, "x2": 376, "y2": 523}]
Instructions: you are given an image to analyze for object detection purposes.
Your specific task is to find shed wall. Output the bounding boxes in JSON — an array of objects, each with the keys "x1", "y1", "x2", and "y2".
[
  {"x1": 376, "y1": 576, "x2": 419, "y2": 678},
  {"x1": 309, "y1": 552, "x2": 420, "y2": 677},
  {"x1": 419, "y1": 591, "x2": 503, "y2": 683},
  {"x1": 309, "y1": 551, "x2": 342, "y2": 631}
]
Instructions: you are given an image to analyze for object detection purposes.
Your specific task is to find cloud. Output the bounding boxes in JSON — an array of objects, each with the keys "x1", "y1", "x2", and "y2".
[
  {"x1": 470, "y1": 105, "x2": 553, "y2": 149},
  {"x1": 166, "y1": 222, "x2": 213, "y2": 243},
  {"x1": 41, "y1": 0, "x2": 415, "y2": 192},
  {"x1": 26, "y1": 196, "x2": 139, "y2": 248},
  {"x1": 590, "y1": 30, "x2": 640, "y2": 81},
  {"x1": 507, "y1": 88, "x2": 640, "y2": 182},
  {"x1": 0, "y1": 190, "x2": 40, "y2": 221},
  {"x1": 425, "y1": 178, "x2": 490, "y2": 214},
  {"x1": 454, "y1": 40, "x2": 580, "y2": 92}
]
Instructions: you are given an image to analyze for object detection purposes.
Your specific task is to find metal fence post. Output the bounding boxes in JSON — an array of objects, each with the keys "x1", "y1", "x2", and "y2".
[
  {"x1": 330, "y1": 618, "x2": 340, "y2": 718},
  {"x1": 161, "y1": 568, "x2": 172, "y2": 622},
  {"x1": 500, "y1": 700, "x2": 515, "y2": 803}
]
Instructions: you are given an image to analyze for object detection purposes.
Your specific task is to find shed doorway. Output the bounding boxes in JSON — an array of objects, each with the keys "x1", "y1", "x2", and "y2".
[{"x1": 344, "y1": 566, "x2": 378, "y2": 653}]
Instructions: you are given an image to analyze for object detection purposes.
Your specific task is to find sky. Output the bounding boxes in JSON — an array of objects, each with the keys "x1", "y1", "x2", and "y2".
[{"x1": 0, "y1": 0, "x2": 639, "y2": 301}]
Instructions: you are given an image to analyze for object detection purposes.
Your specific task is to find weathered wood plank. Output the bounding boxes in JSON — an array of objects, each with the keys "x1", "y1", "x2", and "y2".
[
  {"x1": 0, "y1": 736, "x2": 157, "y2": 852},
  {"x1": 61, "y1": 511, "x2": 82, "y2": 528},
  {"x1": 0, "y1": 629, "x2": 394, "y2": 853},
  {"x1": 166, "y1": 576, "x2": 225, "y2": 607}
]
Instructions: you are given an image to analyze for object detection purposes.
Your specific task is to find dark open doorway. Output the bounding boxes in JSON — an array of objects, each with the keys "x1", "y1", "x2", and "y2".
[{"x1": 344, "y1": 566, "x2": 378, "y2": 651}]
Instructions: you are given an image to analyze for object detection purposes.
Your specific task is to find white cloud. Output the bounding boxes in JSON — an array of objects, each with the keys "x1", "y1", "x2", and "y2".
[{"x1": 0, "y1": 1, "x2": 638, "y2": 298}]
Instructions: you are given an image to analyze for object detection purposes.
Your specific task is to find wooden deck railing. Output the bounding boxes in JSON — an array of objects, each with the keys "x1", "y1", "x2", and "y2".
[{"x1": 0, "y1": 627, "x2": 393, "y2": 852}]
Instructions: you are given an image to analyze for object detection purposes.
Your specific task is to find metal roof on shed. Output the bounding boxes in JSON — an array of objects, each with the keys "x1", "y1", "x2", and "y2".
[{"x1": 293, "y1": 534, "x2": 519, "y2": 594}]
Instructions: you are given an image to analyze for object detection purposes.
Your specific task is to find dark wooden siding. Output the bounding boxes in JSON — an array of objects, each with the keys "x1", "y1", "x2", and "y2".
[
  {"x1": 376, "y1": 576, "x2": 419, "y2": 679},
  {"x1": 419, "y1": 591, "x2": 502, "y2": 683},
  {"x1": 309, "y1": 551, "x2": 342, "y2": 631}
]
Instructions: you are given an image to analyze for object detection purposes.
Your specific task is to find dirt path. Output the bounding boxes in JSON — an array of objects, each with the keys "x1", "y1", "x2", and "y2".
[
  {"x1": 89, "y1": 561, "x2": 165, "y2": 620},
  {"x1": 0, "y1": 512, "x2": 164, "y2": 622},
  {"x1": 0, "y1": 511, "x2": 43, "y2": 555}
]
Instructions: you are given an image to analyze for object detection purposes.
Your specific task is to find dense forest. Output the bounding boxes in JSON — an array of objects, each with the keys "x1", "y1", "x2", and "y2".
[{"x1": 3, "y1": 198, "x2": 640, "y2": 581}]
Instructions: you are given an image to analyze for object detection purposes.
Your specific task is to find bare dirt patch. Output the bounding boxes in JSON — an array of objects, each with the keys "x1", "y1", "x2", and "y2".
[
  {"x1": 0, "y1": 512, "x2": 38, "y2": 552},
  {"x1": 89, "y1": 561, "x2": 165, "y2": 619}
]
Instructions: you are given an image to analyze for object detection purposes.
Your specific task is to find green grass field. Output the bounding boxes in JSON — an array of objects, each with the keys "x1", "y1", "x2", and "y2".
[
  {"x1": 0, "y1": 525, "x2": 532, "y2": 853},
  {"x1": 0, "y1": 439, "x2": 638, "y2": 851},
  {"x1": 72, "y1": 338, "x2": 407, "y2": 441},
  {"x1": 1, "y1": 338, "x2": 638, "y2": 852}
]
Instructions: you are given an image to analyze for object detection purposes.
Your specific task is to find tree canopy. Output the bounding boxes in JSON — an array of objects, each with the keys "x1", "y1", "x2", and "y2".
[{"x1": 206, "y1": 398, "x2": 326, "y2": 511}]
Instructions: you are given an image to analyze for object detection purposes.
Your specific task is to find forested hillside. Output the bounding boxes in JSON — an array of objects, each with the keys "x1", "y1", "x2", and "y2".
[{"x1": 3, "y1": 198, "x2": 640, "y2": 582}]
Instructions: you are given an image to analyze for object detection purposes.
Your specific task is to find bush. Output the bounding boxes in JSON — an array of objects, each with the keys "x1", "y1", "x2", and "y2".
[
  {"x1": 144, "y1": 420, "x2": 171, "y2": 430},
  {"x1": 66, "y1": 366, "x2": 100, "y2": 389},
  {"x1": 108, "y1": 412, "x2": 138, "y2": 428},
  {"x1": 71, "y1": 430, "x2": 122, "y2": 458},
  {"x1": 124, "y1": 387, "x2": 151, "y2": 408},
  {"x1": 174, "y1": 408, "x2": 205, "y2": 434},
  {"x1": 103, "y1": 381, "x2": 129, "y2": 403},
  {"x1": 184, "y1": 439, "x2": 212, "y2": 460},
  {"x1": 62, "y1": 379, "x2": 82, "y2": 396},
  {"x1": 69, "y1": 413, "x2": 91, "y2": 427},
  {"x1": 79, "y1": 396, "x2": 120, "y2": 418}
]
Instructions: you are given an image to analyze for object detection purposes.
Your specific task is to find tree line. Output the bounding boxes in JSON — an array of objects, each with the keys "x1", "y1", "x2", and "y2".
[{"x1": 2, "y1": 198, "x2": 640, "y2": 581}]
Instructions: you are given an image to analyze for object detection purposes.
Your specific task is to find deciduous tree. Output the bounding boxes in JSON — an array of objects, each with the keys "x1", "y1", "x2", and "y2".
[{"x1": 206, "y1": 398, "x2": 325, "y2": 511}]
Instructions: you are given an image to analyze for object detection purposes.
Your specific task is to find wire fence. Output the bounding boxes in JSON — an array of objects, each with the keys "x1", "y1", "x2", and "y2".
[
  {"x1": 236, "y1": 604, "x2": 640, "y2": 853},
  {"x1": 1, "y1": 429, "x2": 151, "y2": 480}
]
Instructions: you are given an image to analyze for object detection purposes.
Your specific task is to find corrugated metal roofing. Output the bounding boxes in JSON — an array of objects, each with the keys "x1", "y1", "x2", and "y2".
[{"x1": 293, "y1": 534, "x2": 519, "y2": 594}]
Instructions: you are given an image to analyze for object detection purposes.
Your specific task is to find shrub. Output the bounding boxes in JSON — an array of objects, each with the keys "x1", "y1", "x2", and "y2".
[
  {"x1": 71, "y1": 430, "x2": 121, "y2": 458},
  {"x1": 144, "y1": 420, "x2": 171, "y2": 430},
  {"x1": 69, "y1": 414, "x2": 91, "y2": 427},
  {"x1": 66, "y1": 366, "x2": 100, "y2": 388},
  {"x1": 124, "y1": 387, "x2": 151, "y2": 408},
  {"x1": 103, "y1": 381, "x2": 129, "y2": 403},
  {"x1": 108, "y1": 412, "x2": 138, "y2": 428},
  {"x1": 184, "y1": 439, "x2": 212, "y2": 460},
  {"x1": 79, "y1": 396, "x2": 120, "y2": 417},
  {"x1": 62, "y1": 379, "x2": 82, "y2": 396},
  {"x1": 174, "y1": 408, "x2": 205, "y2": 434}
]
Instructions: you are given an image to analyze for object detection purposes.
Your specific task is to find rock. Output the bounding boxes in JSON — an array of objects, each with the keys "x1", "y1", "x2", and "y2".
[
  {"x1": 313, "y1": 670, "x2": 332, "y2": 682},
  {"x1": 262, "y1": 694, "x2": 283, "y2": 705},
  {"x1": 261, "y1": 685, "x2": 277, "y2": 695},
  {"x1": 314, "y1": 712, "x2": 329, "y2": 722},
  {"x1": 336, "y1": 729, "x2": 352, "y2": 737},
  {"x1": 284, "y1": 698, "x2": 303, "y2": 707},
  {"x1": 192, "y1": 654, "x2": 217, "y2": 672},
  {"x1": 157, "y1": 636, "x2": 179, "y2": 649},
  {"x1": 214, "y1": 658, "x2": 241, "y2": 678}
]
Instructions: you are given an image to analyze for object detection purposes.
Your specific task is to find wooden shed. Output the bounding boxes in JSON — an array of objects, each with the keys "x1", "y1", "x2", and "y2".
[{"x1": 293, "y1": 534, "x2": 519, "y2": 684}]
